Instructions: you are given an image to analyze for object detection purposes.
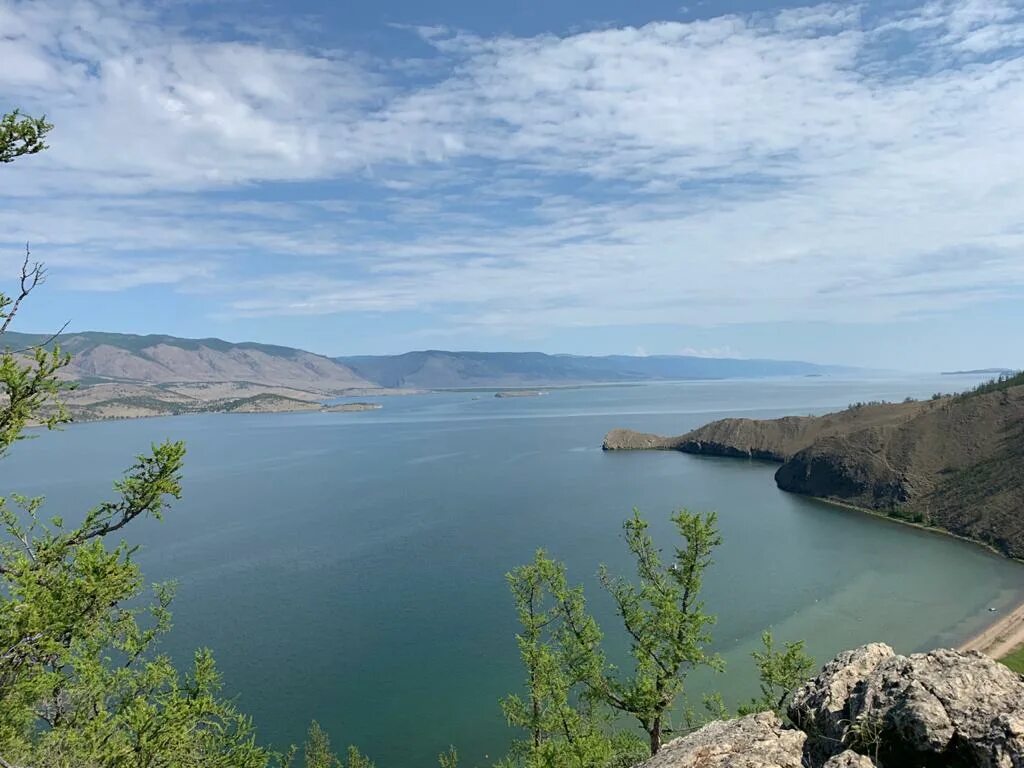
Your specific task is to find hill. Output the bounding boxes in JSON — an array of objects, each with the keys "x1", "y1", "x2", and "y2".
[
  {"x1": 337, "y1": 350, "x2": 850, "y2": 388},
  {"x1": 605, "y1": 374, "x2": 1024, "y2": 557},
  {"x1": 4, "y1": 331, "x2": 374, "y2": 391}
]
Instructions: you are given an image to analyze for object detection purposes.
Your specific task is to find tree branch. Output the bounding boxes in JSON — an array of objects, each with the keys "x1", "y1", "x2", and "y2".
[
  {"x1": 0, "y1": 245, "x2": 46, "y2": 334},
  {"x1": 11, "y1": 319, "x2": 71, "y2": 354}
]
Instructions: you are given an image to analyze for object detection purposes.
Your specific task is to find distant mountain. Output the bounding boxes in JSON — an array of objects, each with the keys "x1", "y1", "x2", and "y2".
[
  {"x1": 3, "y1": 331, "x2": 374, "y2": 391},
  {"x1": 336, "y1": 350, "x2": 853, "y2": 388}
]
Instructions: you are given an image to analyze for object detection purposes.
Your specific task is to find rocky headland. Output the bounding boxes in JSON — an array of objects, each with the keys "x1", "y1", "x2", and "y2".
[
  {"x1": 604, "y1": 376, "x2": 1024, "y2": 558},
  {"x1": 637, "y1": 643, "x2": 1024, "y2": 767}
]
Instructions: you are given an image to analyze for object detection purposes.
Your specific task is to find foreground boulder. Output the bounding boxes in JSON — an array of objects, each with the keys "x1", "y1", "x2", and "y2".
[
  {"x1": 790, "y1": 645, "x2": 1024, "y2": 766},
  {"x1": 635, "y1": 712, "x2": 806, "y2": 767},
  {"x1": 636, "y1": 645, "x2": 1024, "y2": 767}
]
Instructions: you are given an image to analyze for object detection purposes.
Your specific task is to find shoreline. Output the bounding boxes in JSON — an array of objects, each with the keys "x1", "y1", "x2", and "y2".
[
  {"x1": 958, "y1": 599, "x2": 1024, "y2": 658},
  {"x1": 644, "y1": 452, "x2": 1024, "y2": 660},
  {"x1": 774, "y1": 494, "x2": 1024, "y2": 659}
]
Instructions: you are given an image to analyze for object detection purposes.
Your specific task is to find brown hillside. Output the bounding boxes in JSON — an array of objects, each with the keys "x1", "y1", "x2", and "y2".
[{"x1": 604, "y1": 383, "x2": 1024, "y2": 557}]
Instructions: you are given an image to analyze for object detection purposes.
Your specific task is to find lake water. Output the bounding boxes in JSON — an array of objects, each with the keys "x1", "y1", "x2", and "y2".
[{"x1": 3, "y1": 375, "x2": 1023, "y2": 766}]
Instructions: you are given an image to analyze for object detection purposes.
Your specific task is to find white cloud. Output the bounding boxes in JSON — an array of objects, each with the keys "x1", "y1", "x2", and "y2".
[{"x1": 1, "y1": 0, "x2": 1023, "y2": 336}]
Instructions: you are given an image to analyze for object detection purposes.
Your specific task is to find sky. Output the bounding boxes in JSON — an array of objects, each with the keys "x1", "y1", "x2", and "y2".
[{"x1": 1, "y1": 0, "x2": 1022, "y2": 370}]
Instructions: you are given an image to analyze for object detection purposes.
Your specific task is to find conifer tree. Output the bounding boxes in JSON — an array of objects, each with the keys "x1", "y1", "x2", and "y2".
[{"x1": 0, "y1": 108, "x2": 272, "y2": 767}]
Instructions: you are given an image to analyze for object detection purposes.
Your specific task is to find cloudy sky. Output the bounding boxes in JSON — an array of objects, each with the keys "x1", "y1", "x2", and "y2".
[{"x1": 1, "y1": 0, "x2": 1022, "y2": 369}]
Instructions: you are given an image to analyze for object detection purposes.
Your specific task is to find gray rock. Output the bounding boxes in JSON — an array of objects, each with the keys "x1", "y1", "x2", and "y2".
[
  {"x1": 635, "y1": 712, "x2": 806, "y2": 768},
  {"x1": 822, "y1": 751, "x2": 875, "y2": 767},
  {"x1": 789, "y1": 645, "x2": 1024, "y2": 766},
  {"x1": 789, "y1": 643, "x2": 896, "y2": 738}
]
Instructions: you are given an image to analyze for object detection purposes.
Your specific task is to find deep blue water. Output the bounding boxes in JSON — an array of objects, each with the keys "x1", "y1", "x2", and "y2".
[{"x1": 3, "y1": 375, "x2": 1021, "y2": 767}]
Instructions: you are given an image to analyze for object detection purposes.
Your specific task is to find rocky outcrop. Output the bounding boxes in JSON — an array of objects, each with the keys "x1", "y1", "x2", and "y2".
[
  {"x1": 635, "y1": 712, "x2": 806, "y2": 767},
  {"x1": 774, "y1": 438, "x2": 911, "y2": 508},
  {"x1": 638, "y1": 644, "x2": 1024, "y2": 768},
  {"x1": 604, "y1": 380, "x2": 1024, "y2": 558},
  {"x1": 603, "y1": 429, "x2": 685, "y2": 451},
  {"x1": 790, "y1": 644, "x2": 1024, "y2": 766},
  {"x1": 822, "y1": 752, "x2": 876, "y2": 767}
]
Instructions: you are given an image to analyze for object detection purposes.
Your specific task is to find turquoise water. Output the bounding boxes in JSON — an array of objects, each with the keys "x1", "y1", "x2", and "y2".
[{"x1": 3, "y1": 376, "x2": 1022, "y2": 766}]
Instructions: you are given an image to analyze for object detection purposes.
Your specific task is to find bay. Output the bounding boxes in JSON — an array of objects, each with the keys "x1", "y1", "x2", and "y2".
[{"x1": 3, "y1": 375, "x2": 1022, "y2": 767}]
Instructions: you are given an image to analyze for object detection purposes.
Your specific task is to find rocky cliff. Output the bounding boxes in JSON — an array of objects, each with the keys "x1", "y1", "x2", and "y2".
[
  {"x1": 604, "y1": 378, "x2": 1024, "y2": 557},
  {"x1": 635, "y1": 644, "x2": 1024, "y2": 767}
]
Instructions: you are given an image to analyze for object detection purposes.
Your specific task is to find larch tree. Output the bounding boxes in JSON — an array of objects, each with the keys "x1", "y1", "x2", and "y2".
[
  {"x1": 0, "y1": 108, "x2": 272, "y2": 768},
  {"x1": 596, "y1": 509, "x2": 722, "y2": 756},
  {"x1": 500, "y1": 551, "x2": 645, "y2": 768}
]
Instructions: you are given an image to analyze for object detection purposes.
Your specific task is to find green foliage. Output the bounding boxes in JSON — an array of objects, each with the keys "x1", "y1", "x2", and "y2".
[
  {"x1": 956, "y1": 371, "x2": 1024, "y2": 399},
  {"x1": 303, "y1": 722, "x2": 339, "y2": 768},
  {"x1": 596, "y1": 509, "x2": 722, "y2": 755},
  {"x1": 281, "y1": 723, "x2": 374, "y2": 768},
  {"x1": 0, "y1": 430, "x2": 275, "y2": 766},
  {"x1": 0, "y1": 110, "x2": 52, "y2": 163},
  {"x1": 502, "y1": 513, "x2": 819, "y2": 762},
  {"x1": 438, "y1": 746, "x2": 459, "y2": 768},
  {"x1": 504, "y1": 509, "x2": 724, "y2": 759},
  {"x1": 999, "y1": 646, "x2": 1024, "y2": 675},
  {"x1": 843, "y1": 712, "x2": 885, "y2": 764},
  {"x1": 846, "y1": 400, "x2": 892, "y2": 411},
  {"x1": 0, "y1": 108, "x2": 279, "y2": 768},
  {"x1": 499, "y1": 551, "x2": 645, "y2": 768},
  {"x1": 0, "y1": 341, "x2": 70, "y2": 454},
  {"x1": 737, "y1": 631, "x2": 815, "y2": 718}
]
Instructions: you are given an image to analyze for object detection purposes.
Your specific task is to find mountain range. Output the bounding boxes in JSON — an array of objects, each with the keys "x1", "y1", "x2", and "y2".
[
  {"x1": 5, "y1": 331, "x2": 373, "y2": 390},
  {"x1": 336, "y1": 350, "x2": 852, "y2": 388},
  {"x1": 4, "y1": 331, "x2": 852, "y2": 390}
]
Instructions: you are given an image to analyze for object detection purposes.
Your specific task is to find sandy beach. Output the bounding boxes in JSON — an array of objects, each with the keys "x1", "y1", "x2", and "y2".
[{"x1": 959, "y1": 600, "x2": 1024, "y2": 658}]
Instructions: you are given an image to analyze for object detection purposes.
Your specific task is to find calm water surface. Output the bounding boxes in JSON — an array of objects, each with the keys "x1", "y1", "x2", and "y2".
[{"x1": 4, "y1": 376, "x2": 1022, "y2": 766}]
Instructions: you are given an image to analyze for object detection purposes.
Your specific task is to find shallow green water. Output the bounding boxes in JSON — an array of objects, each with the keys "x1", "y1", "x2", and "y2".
[{"x1": 3, "y1": 376, "x2": 1022, "y2": 766}]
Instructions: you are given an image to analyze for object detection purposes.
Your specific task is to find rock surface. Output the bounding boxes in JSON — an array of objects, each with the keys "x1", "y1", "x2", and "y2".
[
  {"x1": 822, "y1": 751, "x2": 876, "y2": 767},
  {"x1": 790, "y1": 645, "x2": 1024, "y2": 767},
  {"x1": 635, "y1": 712, "x2": 806, "y2": 768},
  {"x1": 635, "y1": 645, "x2": 1024, "y2": 768}
]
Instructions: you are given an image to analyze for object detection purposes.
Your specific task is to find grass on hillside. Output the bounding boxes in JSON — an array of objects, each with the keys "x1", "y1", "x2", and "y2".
[
  {"x1": 1000, "y1": 646, "x2": 1024, "y2": 674},
  {"x1": 958, "y1": 371, "x2": 1024, "y2": 400}
]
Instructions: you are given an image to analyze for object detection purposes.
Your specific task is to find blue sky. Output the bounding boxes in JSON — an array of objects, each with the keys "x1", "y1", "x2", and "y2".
[{"x1": 1, "y1": 0, "x2": 1022, "y2": 370}]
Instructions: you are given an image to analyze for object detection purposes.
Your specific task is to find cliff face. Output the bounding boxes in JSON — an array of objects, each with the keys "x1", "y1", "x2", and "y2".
[
  {"x1": 605, "y1": 382, "x2": 1024, "y2": 557},
  {"x1": 636, "y1": 644, "x2": 1024, "y2": 768}
]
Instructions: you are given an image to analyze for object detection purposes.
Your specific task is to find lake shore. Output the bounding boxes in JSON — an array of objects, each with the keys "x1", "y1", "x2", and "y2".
[
  {"x1": 959, "y1": 599, "x2": 1024, "y2": 658},
  {"x1": 784, "y1": 497, "x2": 1024, "y2": 659}
]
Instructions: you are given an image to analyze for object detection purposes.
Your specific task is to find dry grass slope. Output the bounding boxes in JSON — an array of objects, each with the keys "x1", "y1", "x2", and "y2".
[{"x1": 605, "y1": 377, "x2": 1024, "y2": 558}]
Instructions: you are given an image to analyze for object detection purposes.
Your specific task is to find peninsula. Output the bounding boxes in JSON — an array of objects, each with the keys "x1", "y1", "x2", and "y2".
[{"x1": 604, "y1": 373, "x2": 1024, "y2": 558}]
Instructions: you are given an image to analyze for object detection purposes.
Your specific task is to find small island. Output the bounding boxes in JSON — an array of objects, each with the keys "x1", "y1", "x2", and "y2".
[{"x1": 494, "y1": 390, "x2": 547, "y2": 398}]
